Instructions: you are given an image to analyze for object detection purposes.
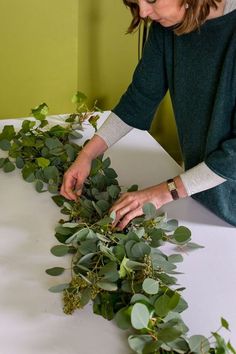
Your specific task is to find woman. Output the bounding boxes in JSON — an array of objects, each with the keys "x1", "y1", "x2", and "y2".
[{"x1": 61, "y1": 0, "x2": 236, "y2": 228}]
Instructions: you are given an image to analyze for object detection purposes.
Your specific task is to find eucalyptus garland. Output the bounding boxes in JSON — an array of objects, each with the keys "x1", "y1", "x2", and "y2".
[{"x1": 0, "y1": 92, "x2": 235, "y2": 354}]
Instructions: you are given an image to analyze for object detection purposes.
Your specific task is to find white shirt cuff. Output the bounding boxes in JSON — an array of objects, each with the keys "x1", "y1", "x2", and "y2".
[
  {"x1": 95, "y1": 112, "x2": 133, "y2": 148},
  {"x1": 180, "y1": 162, "x2": 226, "y2": 196}
]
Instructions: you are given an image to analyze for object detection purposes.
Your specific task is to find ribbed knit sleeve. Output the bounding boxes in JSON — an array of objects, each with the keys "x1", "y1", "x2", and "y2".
[{"x1": 112, "y1": 22, "x2": 168, "y2": 130}]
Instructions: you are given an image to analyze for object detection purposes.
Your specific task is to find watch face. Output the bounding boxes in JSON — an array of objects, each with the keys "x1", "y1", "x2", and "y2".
[{"x1": 168, "y1": 182, "x2": 176, "y2": 191}]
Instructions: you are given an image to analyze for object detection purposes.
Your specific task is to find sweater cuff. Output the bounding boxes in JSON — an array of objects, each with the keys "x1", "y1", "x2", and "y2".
[
  {"x1": 95, "y1": 112, "x2": 133, "y2": 148},
  {"x1": 180, "y1": 162, "x2": 226, "y2": 196}
]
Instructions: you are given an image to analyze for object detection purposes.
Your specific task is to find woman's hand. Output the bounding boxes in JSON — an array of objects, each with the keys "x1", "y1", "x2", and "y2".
[
  {"x1": 60, "y1": 151, "x2": 92, "y2": 200},
  {"x1": 60, "y1": 134, "x2": 108, "y2": 200},
  {"x1": 110, "y1": 183, "x2": 173, "y2": 230},
  {"x1": 110, "y1": 176, "x2": 188, "y2": 230}
]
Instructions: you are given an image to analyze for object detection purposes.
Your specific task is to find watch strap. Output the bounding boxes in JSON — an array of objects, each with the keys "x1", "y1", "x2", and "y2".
[{"x1": 167, "y1": 178, "x2": 179, "y2": 200}]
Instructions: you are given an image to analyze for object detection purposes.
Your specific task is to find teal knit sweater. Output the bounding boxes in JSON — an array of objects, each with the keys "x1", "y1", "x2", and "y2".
[{"x1": 112, "y1": 11, "x2": 236, "y2": 226}]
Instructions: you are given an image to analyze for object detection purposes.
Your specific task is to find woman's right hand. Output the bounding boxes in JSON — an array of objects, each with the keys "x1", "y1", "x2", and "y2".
[
  {"x1": 60, "y1": 134, "x2": 108, "y2": 200},
  {"x1": 60, "y1": 151, "x2": 92, "y2": 200}
]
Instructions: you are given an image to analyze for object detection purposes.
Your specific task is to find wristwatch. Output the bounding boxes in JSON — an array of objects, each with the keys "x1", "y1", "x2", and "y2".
[{"x1": 167, "y1": 178, "x2": 179, "y2": 200}]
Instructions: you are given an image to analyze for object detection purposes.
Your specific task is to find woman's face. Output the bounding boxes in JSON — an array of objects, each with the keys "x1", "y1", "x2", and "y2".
[{"x1": 138, "y1": 0, "x2": 186, "y2": 27}]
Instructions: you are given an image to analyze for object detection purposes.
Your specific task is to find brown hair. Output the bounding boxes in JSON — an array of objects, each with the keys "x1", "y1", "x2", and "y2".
[{"x1": 123, "y1": 0, "x2": 223, "y2": 35}]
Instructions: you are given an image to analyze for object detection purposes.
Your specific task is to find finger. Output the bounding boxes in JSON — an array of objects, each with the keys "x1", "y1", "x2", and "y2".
[
  {"x1": 74, "y1": 180, "x2": 84, "y2": 197},
  {"x1": 60, "y1": 184, "x2": 76, "y2": 200},
  {"x1": 111, "y1": 193, "x2": 129, "y2": 208},
  {"x1": 112, "y1": 200, "x2": 140, "y2": 227},
  {"x1": 60, "y1": 176, "x2": 77, "y2": 200},
  {"x1": 110, "y1": 194, "x2": 135, "y2": 216},
  {"x1": 117, "y1": 207, "x2": 143, "y2": 230}
]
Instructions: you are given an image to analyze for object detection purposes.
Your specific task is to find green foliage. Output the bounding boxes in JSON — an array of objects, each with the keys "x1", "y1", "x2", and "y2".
[
  {"x1": 0, "y1": 93, "x2": 234, "y2": 354},
  {"x1": 0, "y1": 92, "x2": 102, "y2": 194}
]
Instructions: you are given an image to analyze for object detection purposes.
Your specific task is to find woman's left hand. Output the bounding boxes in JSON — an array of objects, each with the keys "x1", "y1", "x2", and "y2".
[{"x1": 110, "y1": 182, "x2": 173, "y2": 230}]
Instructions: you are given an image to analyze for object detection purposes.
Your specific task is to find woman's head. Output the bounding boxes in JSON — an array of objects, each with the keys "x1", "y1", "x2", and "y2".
[{"x1": 123, "y1": 0, "x2": 223, "y2": 35}]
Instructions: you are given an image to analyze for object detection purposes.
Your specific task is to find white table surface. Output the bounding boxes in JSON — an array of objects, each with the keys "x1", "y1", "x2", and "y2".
[{"x1": 0, "y1": 112, "x2": 235, "y2": 354}]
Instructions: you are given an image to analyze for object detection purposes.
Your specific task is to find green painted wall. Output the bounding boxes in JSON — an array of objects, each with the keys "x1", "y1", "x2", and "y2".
[
  {"x1": 0, "y1": 0, "x2": 78, "y2": 119},
  {"x1": 77, "y1": 0, "x2": 138, "y2": 109}
]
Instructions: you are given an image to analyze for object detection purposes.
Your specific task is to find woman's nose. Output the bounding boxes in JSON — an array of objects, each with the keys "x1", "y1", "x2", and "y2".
[{"x1": 139, "y1": 1, "x2": 153, "y2": 18}]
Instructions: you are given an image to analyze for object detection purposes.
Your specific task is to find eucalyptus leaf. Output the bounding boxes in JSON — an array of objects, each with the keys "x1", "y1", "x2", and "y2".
[
  {"x1": 36, "y1": 157, "x2": 50, "y2": 168},
  {"x1": 131, "y1": 241, "x2": 151, "y2": 259},
  {"x1": 3, "y1": 161, "x2": 15, "y2": 173},
  {"x1": 69, "y1": 130, "x2": 83, "y2": 139},
  {"x1": 125, "y1": 240, "x2": 137, "y2": 258},
  {"x1": 80, "y1": 287, "x2": 91, "y2": 307},
  {"x1": 48, "y1": 184, "x2": 59, "y2": 194},
  {"x1": 127, "y1": 184, "x2": 139, "y2": 192},
  {"x1": 62, "y1": 222, "x2": 79, "y2": 228},
  {"x1": 97, "y1": 281, "x2": 117, "y2": 291},
  {"x1": 174, "y1": 297, "x2": 188, "y2": 313},
  {"x1": 131, "y1": 303, "x2": 150, "y2": 330},
  {"x1": 173, "y1": 226, "x2": 191, "y2": 244},
  {"x1": 188, "y1": 335, "x2": 210, "y2": 354},
  {"x1": 102, "y1": 157, "x2": 111, "y2": 169},
  {"x1": 44, "y1": 166, "x2": 59, "y2": 182},
  {"x1": 166, "y1": 338, "x2": 189, "y2": 354},
  {"x1": 22, "y1": 165, "x2": 35, "y2": 182},
  {"x1": 96, "y1": 199, "x2": 110, "y2": 212},
  {"x1": 113, "y1": 244, "x2": 125, "y2": 261},
  {"x1": 99, "y1": 262, "x2": 119, "y2": 282},
  {"x1": 168, "y1": 254, "x2": 184, "y2": 263},
  {"x1": 155, "y1": 294, "x2": 172, "y2": 318},
  {"x1": 48, "y1": 283, "x2": 69, "y2": 293},
  {"x1": 142, "y1": 202, "x2": 157, "y2": 219},
  {"x1": 221, "y1": 317, "x2": 230, "y2": 330},
  {"x1": 114, "y1": 307, "x2": 132, "y2": 330},
  {"x1": 67, "y1": 228, "x2": 89, "y2": 243},
  {"x1": 71, "y1": 91, "x2": 87, "y2": 104},
  {"x1": 107, "y1": 184, "x2": 120, "y2": 199},
  {"x1": 161, "y1": 219, "x2": 179, "y2": 232},
  {"x1": 142, "y1": 278, "x2": 159, "y2": 295},
  {"x1": 31, "y1": 103, "x2": 48, "y2": 121},
  {"x1": 168, "y1": 293, "x2": 181, "y2": 311},
  {"x1": 77, "y1": 252, "x2": 95, "y2": 265},
  {"x1": 45, "y1": 137, "x2": 62, "y2": 150},
  {"x1": 35, "y1": 180, "x2": 44, "y2": 192},
  {"x1": 96, "y1": 216, "x2": 113, "y2": 226},
  {"x1": 158, "y1": 327, "x2": 183, "y2": 343},
  {"x1": 16, "y1": 156, "x2": 24, "y2": 169},
  {"x1": 186, "y1": 242, "x2": 204, "y2": 249},
  {"x1": 127, "y1": 231, "x2": 140, "y2": 242},
  {"x1": 23, "y1": 119, "x2": 35, "y2": 132},
  {"x1": 78, "y1": 239, "x2": 98, "y2": 255},
  {"x1": 126, "y1": 260, "x2": 145, "y2": 270},
  {"x1": 128, "y1": 335, "x2": 153, "y2": 354},
  {"x1": 99, "y1": 243, "x2": 117, "y2": 261},
  {"x1": 157, "y1": 273, "x2": 177, "y2": 286},
  {"x1": 104, "y1": 167, "x2": 117, "y2": 179},
  {"x1": 46, "y1": 267, "x2": 65, "y2": 276},
  {"x1": 96, "y1": 233, "x2": 110, "y2": 243},
  {"x1": 51, "y1": 245, "x2": 70, "y2": 257},
  {"x1": 150, "y1": 229, "x2": 164, "y2": 247},
  {"x1": 0, "y1": 125, "x2": 15, "y2": 140},
  {"x1": 0, "y1": 139, "x2": 11, "y2": 151},
  {"x1": 227, "y1": 341, "x2": 236, "y2": 354}
]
